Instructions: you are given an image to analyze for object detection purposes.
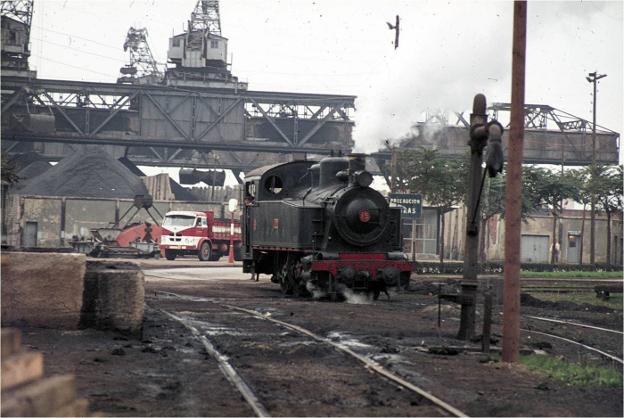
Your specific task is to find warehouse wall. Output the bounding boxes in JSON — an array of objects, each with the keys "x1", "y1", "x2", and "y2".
[{"x1": 441, "y1": 207, "x2": 622, "y2": 265}]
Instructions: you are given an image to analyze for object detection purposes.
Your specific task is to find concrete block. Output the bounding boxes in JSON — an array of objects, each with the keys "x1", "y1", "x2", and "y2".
[
  {"x1": 80, "y1": 269, "x2": 144, "y2": 336},
  {"x1": 1, "y1": 350, "x2": 44, "y2": 391},
  {"x1": 1, "y1": 328, "x2": 22, "y2": 360},
  {"x1": 0, "y1": 375, "x2": 76, "y2": 417},
  {"x1": 86, "y1": 259, "x2": 141, "y2": 271},
  {"x1": 1, "y1": 252, "x2": 86, "y2": 329},
  {"x1": 49, "y1": 398, "x2": 89, "y2": 417}
]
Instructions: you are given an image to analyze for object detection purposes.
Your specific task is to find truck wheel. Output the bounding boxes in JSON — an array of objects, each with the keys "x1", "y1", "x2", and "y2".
[
  {"x1": 198, "y1": 242, "x2": 212, "y2": 261},
  {"x1": 165, "y1": 249, "x2": 177, "y2": 261},
  {"x1": 209, "y1": 253, "x2": 221, "y2": 261}
]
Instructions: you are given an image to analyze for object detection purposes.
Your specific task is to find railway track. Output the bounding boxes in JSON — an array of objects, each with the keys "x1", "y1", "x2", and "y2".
[
  {"x1": 151, "y1": 290, "x2": 467, "y2": 417},
  {"x1": 521, "y1": 315, "x2": 624, "y2": 365}
]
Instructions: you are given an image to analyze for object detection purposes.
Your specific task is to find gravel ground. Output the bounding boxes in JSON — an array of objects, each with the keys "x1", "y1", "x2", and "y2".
[{"x1": 18, "y1": 268, "x2": 623, "y2": 417}]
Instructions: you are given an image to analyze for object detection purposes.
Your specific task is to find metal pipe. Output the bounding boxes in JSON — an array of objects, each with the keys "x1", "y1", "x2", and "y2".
[
  {"x1": 502, "y1": 0, "x2": 527, "y2": 363},
  {"x1": 457, "y1": 93, "x2": 487, "y2": 341}
]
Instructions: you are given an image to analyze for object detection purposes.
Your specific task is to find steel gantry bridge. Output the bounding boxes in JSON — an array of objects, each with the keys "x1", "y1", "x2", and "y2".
[
  {"x1": 1, "y1": 76, "x2": 356, "y2": 179},
  {"x1": 372, "y1": 103, "x2": 620, "y2": 179}
]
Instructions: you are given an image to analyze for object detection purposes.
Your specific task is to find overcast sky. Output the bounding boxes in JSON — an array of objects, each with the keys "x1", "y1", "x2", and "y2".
[{"x1": 29, "y1": 0, "x2": 622, "y2": 163}]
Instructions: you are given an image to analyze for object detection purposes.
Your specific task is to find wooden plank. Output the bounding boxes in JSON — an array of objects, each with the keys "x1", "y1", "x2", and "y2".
[
  {"x1": 1, "y1": 351, "x2": 44, "y2": 391},
  {"x1": 1, "y1": 328, "x2": 22, "y2": 360},
  {"x1": 49, "y1": 398, "x2": 89, "y2": 417},
  {"x1": 1, "y1": 375, "x2": 76, "y2": 417}
]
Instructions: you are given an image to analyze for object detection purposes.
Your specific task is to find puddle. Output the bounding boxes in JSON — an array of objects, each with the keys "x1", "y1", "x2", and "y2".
[
  {"x1": 278, "y1": 340, "x2": 317, "y2": 348},
  {"x1": 326, "y1": 331, "x2": 375, "y2": 350},
  {"x1": 370, "y1": 353, "x2": 406, "y2": 363}
]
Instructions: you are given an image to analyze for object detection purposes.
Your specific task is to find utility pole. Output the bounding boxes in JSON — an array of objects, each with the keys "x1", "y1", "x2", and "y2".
[
  {"x1": 502, "y1": 0, "x2": 527, "y2": 363},
  {"x1": 586, "y1": 71, "x2": 607, "y2": 265}
]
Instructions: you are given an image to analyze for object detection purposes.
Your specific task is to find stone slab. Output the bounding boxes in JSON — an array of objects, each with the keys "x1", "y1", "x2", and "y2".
[
  {"x1": 1, "y1": 328, "x2": 22, "y2": 360},
  {"x1": 1, "y1": 350, "x2": 44, "y2": 391},
  {"x1": 0, "y1": 375, "x2": 76, "y2": 417},
  {"x1": 1, "y1": 252, "x2": 87, "y2": 329}
]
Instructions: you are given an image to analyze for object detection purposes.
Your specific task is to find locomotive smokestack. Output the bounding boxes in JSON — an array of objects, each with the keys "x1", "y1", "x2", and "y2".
[
  {"x1": 347, "y1": 154, "x2": 373, "y2": 188},
  {"x1": 319, "y1": 156, "x2": 349, "y2": 187},
  {"x1": 347, "y1": 153, "x2": 366, "y2": 172}
]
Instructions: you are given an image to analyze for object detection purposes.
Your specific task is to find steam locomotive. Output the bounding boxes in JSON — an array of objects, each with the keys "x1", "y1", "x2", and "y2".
[{"x1": 242, "y1": 154, "x2": 413, "y2": 299}]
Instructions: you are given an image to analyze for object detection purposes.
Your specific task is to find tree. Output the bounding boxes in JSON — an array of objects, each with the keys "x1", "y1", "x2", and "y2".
[
  {"x1": 396, "y1": 147, "x2": 467, "y2": 264},
  {"x1": 530, "y1": 168, "x2": 579, "y2": 264},
  {"x1": 568, "y1": 167, "x2": 592, "y2": 265},
  {"x1": 479, "y1": 174, "x2": 505, "y2": 262},
  {"x1": 478, "y1": 166, "x2": 547, "y2": 262},
  {"x1": 593, "y1": 165, "x2": 623, "y2": 265}
]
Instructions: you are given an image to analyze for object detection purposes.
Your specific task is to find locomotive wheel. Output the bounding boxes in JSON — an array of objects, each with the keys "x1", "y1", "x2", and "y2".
[
  {"x1": 293, "y1": 260, "x2": 309, "y2": 297},
  {"x1": 164, "y1": 249, "x2": 177, "y2": 261},
  {"x1": 279, "y1": 254, "x2": 306, "y2": 295},
  {"x1": 278, "y1": 262, "x2": 294, "y2": 295},
  {"x1": 198, "y1": 242, "x2": 212, "y2": 261}
]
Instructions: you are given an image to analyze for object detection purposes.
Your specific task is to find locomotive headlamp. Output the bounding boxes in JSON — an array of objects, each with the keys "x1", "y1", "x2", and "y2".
[
  {"x1": 354, "y1": 170, "x2": 373, "y2": 188},
  {"x1": 358, "y1": 209, "x2": 371, "y2": 223}
]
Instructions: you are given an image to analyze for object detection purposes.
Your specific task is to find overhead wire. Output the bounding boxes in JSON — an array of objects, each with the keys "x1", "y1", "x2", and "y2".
[
  {"x1": 30, "y1": 24, "x2": 123, "y2": 52},
  {"x1": 34, "y1": 56, "x2": 116, "y2": 78},
  {"x1": 30, "y1": 37, "x2": 127, "y2": 63}
]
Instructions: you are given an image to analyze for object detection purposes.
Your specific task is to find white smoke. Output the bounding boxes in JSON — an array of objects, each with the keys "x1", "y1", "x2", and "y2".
[
  {"x1": 306, "y1": 281, "x2": 327, "y2": 300},
  {"x1": 341, "y1": 286, "x2": 372, "y2": 305}
]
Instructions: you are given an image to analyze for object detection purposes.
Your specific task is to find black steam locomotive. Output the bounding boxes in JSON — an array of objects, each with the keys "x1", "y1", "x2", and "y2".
[{"x1": 241, "y1": 154, "x2": 413, "y2": 299}]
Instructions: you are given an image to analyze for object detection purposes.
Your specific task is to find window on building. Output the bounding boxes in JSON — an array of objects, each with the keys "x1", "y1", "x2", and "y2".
[
  {"x1": 172, "y1": 38, "x2": 181, "y2": 47},
  {"x1": 210, "y1": 39, "x2": 219, "y2": 49}
]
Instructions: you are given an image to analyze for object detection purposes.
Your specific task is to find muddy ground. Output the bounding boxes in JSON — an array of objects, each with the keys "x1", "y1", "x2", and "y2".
[{"x1": 19, "y1": 267, "x2": 623, "y2": 417}]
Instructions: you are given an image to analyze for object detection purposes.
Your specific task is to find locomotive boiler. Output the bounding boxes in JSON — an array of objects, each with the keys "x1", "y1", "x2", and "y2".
[{"x1": 242, "y1": 154, "x2": 413, "y2": 299}]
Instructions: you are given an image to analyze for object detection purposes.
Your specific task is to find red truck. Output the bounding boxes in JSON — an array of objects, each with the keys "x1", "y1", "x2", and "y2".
[{"x1": 159, "y1": 210, "x2": 242, "y2": 261}]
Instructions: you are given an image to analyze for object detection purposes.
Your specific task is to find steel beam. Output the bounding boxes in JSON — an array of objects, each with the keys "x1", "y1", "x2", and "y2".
[{"x1": 1, "y1": 132, "x2": 339, "y2": 154}]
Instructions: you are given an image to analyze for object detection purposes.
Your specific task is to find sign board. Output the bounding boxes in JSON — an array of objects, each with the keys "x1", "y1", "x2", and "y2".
[
  {"x1": 228, "y1": 198, "x2": 239, "y2": 213},
  {"x1": 388, "y1": 193, "x2": 422, "y2": 219}
]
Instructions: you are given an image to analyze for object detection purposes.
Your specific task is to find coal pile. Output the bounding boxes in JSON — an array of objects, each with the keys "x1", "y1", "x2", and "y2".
[
  {"x1": 9, "y1": 152, "x2": 52, "y2": 185},
  {"x1": 19, "y1": 148, "x2": 148, "y2": 199}
]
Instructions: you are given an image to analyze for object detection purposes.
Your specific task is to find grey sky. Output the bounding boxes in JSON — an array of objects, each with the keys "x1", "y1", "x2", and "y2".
[{"x1": 29, "y1": 0, "x2": 623, "y2": 159}]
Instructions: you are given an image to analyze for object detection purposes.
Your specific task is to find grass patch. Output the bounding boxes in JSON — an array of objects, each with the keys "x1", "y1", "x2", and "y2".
[
  {"x1": 521, "y1": 354, "x2": 623, "y2": 387},
  {"x1": 529, "y1": 291, "x2": 623, "y2": 310},
  {"x1": 521, "y1": 270, "x2": 623, "y2": 278}
]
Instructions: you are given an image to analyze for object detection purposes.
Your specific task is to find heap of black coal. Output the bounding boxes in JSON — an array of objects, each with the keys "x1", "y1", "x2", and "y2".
[{"x1": 19, "y1": 148, "x2": 148, "y2": 199}]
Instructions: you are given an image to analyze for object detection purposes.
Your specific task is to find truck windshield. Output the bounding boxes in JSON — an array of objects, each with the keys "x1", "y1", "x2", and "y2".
[{"x1": 162, "y1": 215, "x2": 195, "y2": 227}]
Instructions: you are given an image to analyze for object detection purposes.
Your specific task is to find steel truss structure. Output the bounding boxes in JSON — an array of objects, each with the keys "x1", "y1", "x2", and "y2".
[
  {"x1": 373, "y1": 103, "x2": 620, "y2": 183},
  {"x1": 1, "y1": 77, "x2": 355, "y2": 174},
  {"x1": 118, "y1": 27, "x2": 163, "y2": 84}
]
